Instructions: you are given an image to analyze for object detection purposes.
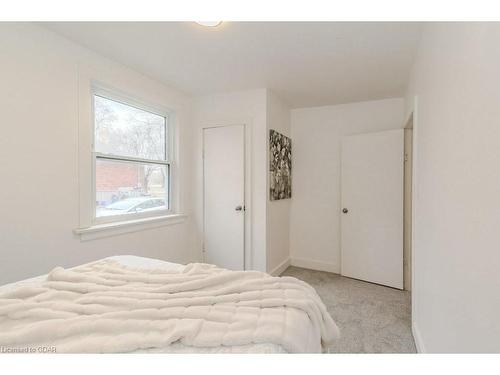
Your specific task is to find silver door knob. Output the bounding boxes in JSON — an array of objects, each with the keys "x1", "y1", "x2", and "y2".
[
  {"x1": 342, "y1": 208, "x2": 348, "y2": 214},
  {"x1": 235, "y1": 205, "x2": 243, "y2": 212}
]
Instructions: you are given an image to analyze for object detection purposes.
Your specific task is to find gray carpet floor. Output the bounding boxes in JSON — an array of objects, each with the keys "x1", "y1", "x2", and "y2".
[{"x1": 282, "y1": 266, "x2": 416, "y2": 353}]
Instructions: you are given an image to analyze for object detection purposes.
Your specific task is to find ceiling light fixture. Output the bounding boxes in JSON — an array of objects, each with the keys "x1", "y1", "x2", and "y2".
[{"x1": 195, "y1": 21, "x2": 222, "y2": 27}]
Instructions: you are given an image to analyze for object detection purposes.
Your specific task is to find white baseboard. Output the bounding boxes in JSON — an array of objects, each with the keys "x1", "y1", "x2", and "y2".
[
  {"x1": 290, "y1": 257, "x2": 339, "y2": 274},
  {"x1": 412, "y1": 321, "x2": 426, "y2": 353},
  {"x1": 269, "y1": 258, "x2": 291, "y2": 276}
]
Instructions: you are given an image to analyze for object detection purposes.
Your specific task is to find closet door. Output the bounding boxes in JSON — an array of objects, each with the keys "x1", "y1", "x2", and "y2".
[{"x1": 203, "y1": 125, "x2": 245, "y2": 270}]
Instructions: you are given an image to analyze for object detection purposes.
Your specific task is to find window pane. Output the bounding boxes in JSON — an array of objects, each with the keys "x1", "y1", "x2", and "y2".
[
  {"x1": 95, "y1": 158, "x2": 169, "y2": 218},
  {"x1": 94, "y1": 95, "x2": 167, "y2": 160}
]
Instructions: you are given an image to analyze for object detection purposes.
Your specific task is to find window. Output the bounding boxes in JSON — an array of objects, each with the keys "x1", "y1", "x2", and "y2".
[{"x1": 92, "y1": 91, "x2": 171, "y2": 223}]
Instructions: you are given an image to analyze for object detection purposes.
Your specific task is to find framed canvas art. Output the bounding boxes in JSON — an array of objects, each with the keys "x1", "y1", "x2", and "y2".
[{"x1": 269, "y1": 129, "x2": 292, "y2": 200}]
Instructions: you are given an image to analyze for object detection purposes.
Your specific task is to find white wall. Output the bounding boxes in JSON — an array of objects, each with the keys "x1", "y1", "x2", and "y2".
[
  {"x1": 192, "y1": 89, "x2": 268, "y2": 272},
  {"x1": 0, "y1": 24, "x2": 289, "y2": 282},
  {"x1": 0, "y1": 24, "x2": 197, "y2": 285},
  {"x1": 290, "y1": 98, "x2": 404, "y2": 273},
  {"x1": 266, "y1": 91, "x2": 291, "y2": 275},
  {"x1": 406, "y1": 23, "x2": 500, "y2": 352}
]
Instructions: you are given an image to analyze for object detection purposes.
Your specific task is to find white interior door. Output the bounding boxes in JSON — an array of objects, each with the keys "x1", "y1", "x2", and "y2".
[
  {"x1": 341, "y1": 129, "x2": 404, "y2": 289},
  {"x1": 203, "y1": 125, "x2": 245, "y2": 270}
]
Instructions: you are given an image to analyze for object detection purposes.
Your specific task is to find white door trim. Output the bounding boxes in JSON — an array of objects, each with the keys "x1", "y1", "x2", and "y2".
[
  {"x1": 407, "y1": 96, "x2": 420, "y2": 350},
  {"x1": 201, "y1": 120, "x2": 252, "y2": 270}
]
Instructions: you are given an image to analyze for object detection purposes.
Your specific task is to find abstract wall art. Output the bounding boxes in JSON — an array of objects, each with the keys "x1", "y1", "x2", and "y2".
[{"x1": 269, "y1": 129, "x2": 292, "y2": 200}]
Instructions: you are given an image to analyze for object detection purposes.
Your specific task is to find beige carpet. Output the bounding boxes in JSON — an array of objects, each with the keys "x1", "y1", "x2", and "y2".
[{"x1": 282, "y1": 266, "x2": 416, "y2": 353}]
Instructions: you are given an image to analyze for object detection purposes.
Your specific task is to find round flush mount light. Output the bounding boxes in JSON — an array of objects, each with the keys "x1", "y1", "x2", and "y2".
[{"x1": 195, "y1": 21, "x2": 222, "y2": 27}]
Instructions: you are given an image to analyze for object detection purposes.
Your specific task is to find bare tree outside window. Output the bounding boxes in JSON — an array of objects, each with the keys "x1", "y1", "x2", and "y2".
[{"x1": 93, "y1": 94, "x2": 170, "y2": 219}]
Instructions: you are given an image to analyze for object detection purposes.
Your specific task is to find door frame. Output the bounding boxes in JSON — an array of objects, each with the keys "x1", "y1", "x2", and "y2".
[
  {"x1": 202, "y1": 120, "x2": 252, "y2": 270},
  {"x1": 403, "y1": 125, "x2": 413, "y2": 291},
  {"x1": 406, "y1": 96, "x2": 422, "y2": 352}
]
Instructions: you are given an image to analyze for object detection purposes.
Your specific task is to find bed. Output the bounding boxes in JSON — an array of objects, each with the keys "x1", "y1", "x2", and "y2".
[{"x1": 0, "y1": 255, "x2": 339, "y2": 353}]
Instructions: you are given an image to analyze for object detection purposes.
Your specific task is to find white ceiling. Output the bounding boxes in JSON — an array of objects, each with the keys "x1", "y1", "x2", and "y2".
[{"x1": 43, "y1": 22, "x2": 422, "y2": 108}]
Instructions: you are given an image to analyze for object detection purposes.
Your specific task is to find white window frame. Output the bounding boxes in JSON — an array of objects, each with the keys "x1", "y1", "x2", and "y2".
[
  {"x1": 75, "y1": 67, "x2": 185, "y2": 240},
  {"x1": 91, "y1": 85, "x2": 173, "y2": 225}
]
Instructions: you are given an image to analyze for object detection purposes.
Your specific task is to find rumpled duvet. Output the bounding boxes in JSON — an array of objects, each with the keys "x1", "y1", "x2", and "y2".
[{"x1": 0, "y1": 260, "x2": 340, "y2": 353}]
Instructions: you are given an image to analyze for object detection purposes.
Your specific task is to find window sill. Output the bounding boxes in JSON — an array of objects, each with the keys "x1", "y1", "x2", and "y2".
[{"x1": 74, "y1": 213, "x2": 187, "y2": 241}]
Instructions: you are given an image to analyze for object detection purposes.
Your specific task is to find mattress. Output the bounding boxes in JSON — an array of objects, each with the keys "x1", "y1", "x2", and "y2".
[{"x1": 0, "y1": 255, "x2": 287, "y2": 354}]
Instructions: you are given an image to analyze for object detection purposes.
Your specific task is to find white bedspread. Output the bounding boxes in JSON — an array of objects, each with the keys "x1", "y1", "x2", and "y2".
[{"x1": 0, "y1": 257, "x2": 339, "y2": 353}]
